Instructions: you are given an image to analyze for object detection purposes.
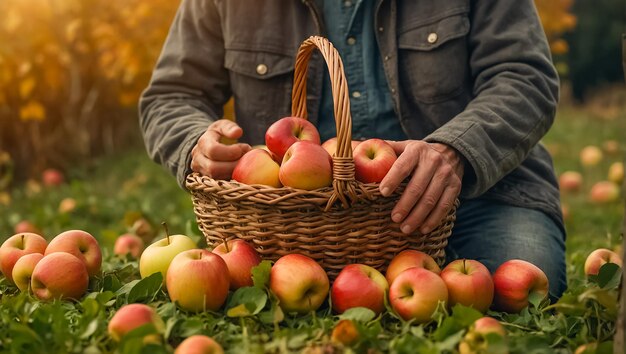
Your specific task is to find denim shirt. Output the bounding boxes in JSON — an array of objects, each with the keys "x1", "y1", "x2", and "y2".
[{"x1": 316, "y1": 0, "x2": 406, "y2": 142}]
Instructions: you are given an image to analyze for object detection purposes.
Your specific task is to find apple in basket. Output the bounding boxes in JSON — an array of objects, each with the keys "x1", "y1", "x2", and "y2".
[
  {"x1": 232, "y1": 148, "x2": 282, "y2": 187},
  {"x1": 213, "y1": 239, "x2": 262, "y2": 290},
  {"x1": 353, "y1": 139, "x2": 397, "y2": 183},
  {"x1": 331, "y1": 264, "x2": 389, "y2": 315},
  {"x1": 385, "y1": 250, "x2": 441, "y2": 285},
  {"x1": 279, "y1": 141, "x2": 333, "y2": 190},
  {"x1": 321, "y1": 137, "x2": 361, "y2": 157},
  {"x1": 265, "y1": 116, "x2": 321, "y2": 161},
  {"x1": 270, "y1": 254, "x2": 330, "y2": 314}
]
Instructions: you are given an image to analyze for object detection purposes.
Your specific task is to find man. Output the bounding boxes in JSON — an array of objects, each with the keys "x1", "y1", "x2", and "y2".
[{"x1": 140, "y1": 0, "x2": 566, "y2": 299}]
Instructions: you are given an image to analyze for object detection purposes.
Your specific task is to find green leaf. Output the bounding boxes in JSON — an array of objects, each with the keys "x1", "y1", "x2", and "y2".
[
  {"x1": 339, "y1": 307, "x2": 376, "y2": 323},
  {"x1": 528, "y1": 291, "x2": 547, "y2": 309},
  {"x1": 596, "y1": 263, "x2": 622, "y2": 289},
  {"x1": 126, "y1": 272, "x2": 163, "y2": 303},
  {"x1": 433, "y1": 304, "x2": 482, "y2": 341},
  {"x1": 252, "y1": 260, "x2": 272, "y2": 289},
  {"x1": 226, "y1": 286, "x2": 267, "y2": 317}
]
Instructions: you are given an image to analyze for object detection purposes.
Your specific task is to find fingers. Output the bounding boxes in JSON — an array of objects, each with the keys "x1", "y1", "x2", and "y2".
[
  {"x1": 190, "y1": 152, "x2": 239, "y2": 180},
  {"x1": 385, "y1": 140, "x2": 410, "y2": 156},
  {"x1": 419, "y1": 185, "x2": 460, "y2": 234},
  {"x1": 209, "y1": 119, "x2": 244, "y2": 140},
  {"x1": 379, "y1": 142, "x2": 425, "y2": 197},
  {"x1": 197, "y1": 122, "x2": 251, "y2": 162}
]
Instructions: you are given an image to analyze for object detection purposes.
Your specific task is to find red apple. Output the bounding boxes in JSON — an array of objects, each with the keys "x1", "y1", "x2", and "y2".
[
  {"x1": 265, "y1": 116, "x2": 321, "y2": 161},
  {"x1": 0, "y1": 232, "x2": 47, "y2": 283},
  {"x1": 45, "y1": 230, "x2": 102, "y2": 277},
  {"x1": 589, "y1": 181, "x2": 620, "y2": 204},
  {"x1": 232, "y1": 149, "x2": 281, "y2": 187},
  {"x1": 13, "y1": 220, "x2": 42, "y2": 235},
  {"x1": 270, "y1": 254, "x2": 330, "y2": 314},
  {"x1": 108, "y1": 304, "x2": 164, "y2": 343},
  {"x1": 440, "y1": 259, "x2": 494, "y2": 313},
  {"x1": 166, "y1": 249, "x2": 230, "y2": 312},
  {"x1": 12, "y1": 253, "x2": 44, "y2": 292},
  {"x1": 114, "y1": 233, "x2": 145, "y2": 258},
  {"x1": 579, "y1": 146, "x2": 603, "y2": 167},
  {"x1": 492, "y1": 259, "x2": 549, "y2": 313},
  {"x1": 321, "y1": 137, "x2": 361, "y2": 157},
  {"x1": 459, "y1": 317, "x2": 507, "y2": 354},
  {"x1": 584, "y1": 248, "x2": 622, "y2": 276},
  {"x1": 42, "y1": 168, "x2": 65, "y2": 187},
  {"x1": 279, "y1": 141, "x2": 332, "y2": 190},
  {"x1": 58, "y1": 197, "x2": 77, "y2": 214},
  {"x1": 212, "y1": 239, "x2": 261, "y2": 290},
  {"x1": 175, "y1": 335, "x2": 224, "y2": 354},
  {"x1": 558, "y1": 171, "x2": 583, "y2": 193},
  {"x1": 331, "y1": 264, "x2": 388, "y2": 315},
  {"x1": 388, "y1": 267, "x2": 448, "y2": 323},
  {"x1": 385, "y1": 250, "x2": 441, "y2": 285},
  {"x1": 31, "y1": 252, "x2": 89, "y2": 301},
  {"x1": 608, "y1": 162, "x2": 624, "y2": 185},
  {"x1": 602, "y1": 140, "x2": 620, "y2": 155},
  {"x1": 352, "y1": 138, "x2": 397, "y2": 183},
  {"x1": 330, "y1": 319, "x2": 360, "y2": 347}
]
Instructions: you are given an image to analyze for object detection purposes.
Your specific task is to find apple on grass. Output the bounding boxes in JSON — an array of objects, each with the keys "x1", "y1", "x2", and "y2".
[
  {"x1": 388, "y1": 267, "x2": 448, "y2": 323},
  {"x1": 459, "y1": 317, "x2": 507, "y2": 354},
  {"x1": 212, "y1": 239, "x2": 261, "y2": 290},
  {"x1": 45, "y1": 230, "x2": 102, "y2": 277},
  {"x1": 440, "y1": 259, "x2": 494, "y2": 313},
  {"x1": 331, "y1": 264, "x2": 388, "y2": 315},
  {"x1": 232, "y1": 149, "x2": 282, "y2": 187},
  {"x1": 385, "y1": 249, "x2": 441, "y2": 285},
  {"x1": 166, "y1": 249, "x2": 230, "y2": 312},
  {"x1": 608, "y1": 162, "x2": 624, "y2": 185},
  {"x1": 265, "y1": 116, "x2": 321, "y2": 162},
  {"x1": 352, "y1": 138, "x2": 397, "y2": 183},
  {"x1": 31, "y1": 252, "x2": 89, "y2": 301},
  {"x1": 42, "y1": 168, "x2": 65, "y2": 187},
  {"x1": 270, "y1": 253, "x2": 329, "y2": 314},
  {"x1": 589, "y1": 181, "x2": 620, "y2": 204},
  {"x1": 108, "y1": 303, "x2": 164, "y2": 343},
  {"x1": 279, "y1": 141, "x2": 332, "y2": 190},
  {"x1": 321, "y1": 137, "x2": 361, "y2": 157},
  {"x1": 13, "y1": 220, "x2": 42, "y2": 235},
  {"x1": 584, "y1": 248, "x2": 622, "y2": 276},
  {"x1": 114, "y1": 233, "x2": 145, "y2": 259},
  {"x1": 330, "y1": 319, "x2": 360, "y2": 347},
  {"x1": 579, "y1": 145, "x2": 603, "y2": 167},
  {"x1": 558, "y1": 171, "x2": 583, "y2": 193},
  {"x1": 12, "y1": 253, "x2": 44, "y2": 292},
  {"x1": 0, "y1": 232, "x2": 47, "y2": 283},
  {"x1": 492, "y1": 259, "x2": 549, "y2": 313},
  {"x1": 175, "y1": 335, "x2": 224, "y2": 354},
  {"x1": 139, "y1": 223, "x2": 197, "y2": 284}
]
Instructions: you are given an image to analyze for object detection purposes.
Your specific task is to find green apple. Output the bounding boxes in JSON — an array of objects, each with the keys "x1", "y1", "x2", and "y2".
[{"x1": 139, "y1": 224, "x2": 196, "y2": 284}]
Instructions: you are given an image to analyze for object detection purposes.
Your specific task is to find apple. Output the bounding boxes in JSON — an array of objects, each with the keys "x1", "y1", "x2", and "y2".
[
  {"x1": 232, "y1": 149, "x2": 282, "y2": 187},
  {"x1": 385, "y1": 250, "x2": 441, "y2": 285},
  {"x1": 265, "y1": 116, "x2": 321, "y2": 161},
  {"x1": 42, "y1": 168, "x2": 65, "y2": 186},
  {"x1": 132, "y1": 217, "x2": 156, "y2": 243},
  {"x1": 114, "y1": 233, "x2": 145, "y2": 258},
  {"x1": 388, "y1": 267, "x2": 448, "y2": 323},
  {"x1": 58, "y1": 197, "x2": 77, "y2": 214},
  {"x1": 45, "y1": 230, "x2": 102, "y2": 277},
  {"x1": 31, "y1": 252, "x2": 89, "y2": 300},
  {"x1": 270, "y1": 253, "x2": 330, "y2": 314},
  {"x1": 175, "y1": 335, "x2": 224, "y2": 354},
  {"x1": 330, "y1": 319, "x2": 360, "y2": 347},
  {"x1": 579, "y1": 145, "x2": 603, "y2": 167},
  {"x1": 352, "y1": 139, "x2": 397, "y2": 183},
  {"x1": 321, "y1": 137, "x2": 361, "y2": 157},
  {"x1": 331, "y1": 264, "x2": 388, "y2": 315},
  {"x1": 139, "y1": 224, "x2": 197, "y2": 284},
  {"x1": 108, "y1": 303, "x2": 164, "y2": 343},
  {"x1": 492, "y1": 259, "x2": 549, "y2": 313},
  {"x1": 279, "y1": 141, "x2": 332, "y2": 190},
  {"x1": 0, "y1": 232, "x2": 47, "y2": 283},
  {"x1": 459, "y1": 317, "x2": 507, "y2": 354},
  {"x1": 212, "y1": 239, "x2": 261, "y2": 290},
  {"x1": 440, "y1": 259, "x2": 494, "y2": 313},
  {"x1": 13, "y1": 220, "x2": 41, "y2": 235},
  {"x1": 166, "y1": 249, "x2": 230, "y2": 312},
  {"x1": 12, "y1": 253, "x2": 44, "y2": 292},
  {"x1": 558, "y1": 171, "x2": 583, "y2": 193},
  {"x1": 608, "y1": 162, "x2": 624, "y2": 185},
  {"x1": 589, "y1": 181, "x2": 620, "y2": 204},
  {"x1": 584, "y1": 248, "x2": 622, "y2": 276},
  {"x1": 602, "y1": 140, "x2": 620, "y2": 155}
]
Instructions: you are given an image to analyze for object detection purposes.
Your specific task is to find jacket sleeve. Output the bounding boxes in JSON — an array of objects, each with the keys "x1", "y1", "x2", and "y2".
[
  {"x1": 139, "y1": 0, "x2": 230, "y2": 188},
  {"x1": 424, "y1": 0, "x2": 559, "y2": 198}
]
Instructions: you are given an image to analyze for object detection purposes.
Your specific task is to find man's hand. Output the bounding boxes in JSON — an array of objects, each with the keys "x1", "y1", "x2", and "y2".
[
  {"x1": 379, "y1": 141, "x2": 465, "y2": 235},
  {"x1": 191, "y1": 119, "x2": 251, "y2": 180}
]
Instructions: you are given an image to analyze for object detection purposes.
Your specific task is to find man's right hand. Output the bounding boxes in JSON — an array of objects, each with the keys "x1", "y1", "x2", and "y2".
[{"x1": 190, "y1": 119, "x2": 251, "y2": 180}]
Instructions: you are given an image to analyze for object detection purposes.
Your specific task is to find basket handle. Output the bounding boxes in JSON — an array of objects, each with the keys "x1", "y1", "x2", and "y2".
[{"x1": 291, "y1": 36, "x2": 362, "y2": 210}]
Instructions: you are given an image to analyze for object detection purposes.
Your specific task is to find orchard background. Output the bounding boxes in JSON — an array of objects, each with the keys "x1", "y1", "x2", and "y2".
[{"x1": 0, "y1": 0, "x2": 624, "y2": 353}]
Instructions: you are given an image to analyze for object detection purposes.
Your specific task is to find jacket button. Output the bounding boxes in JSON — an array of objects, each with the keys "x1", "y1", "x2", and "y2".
[
  {"x1": 256, "y1": 64, "x2": 268, "y2": 75},
  {"x1": 427, "y1": 32, "x2": 438, "y2": 44}
]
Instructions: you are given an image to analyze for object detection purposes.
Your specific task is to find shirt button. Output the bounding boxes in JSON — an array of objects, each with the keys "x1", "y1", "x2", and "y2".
[
  {"x1": 347, "y1": 37, "x2": 356, "y2": 45},
  {"x1": 427, "y1": 32, "x2": 438, "y2": 44},
  {"x1": 344, "y1": 0, "x2": 352, "y2": 6},
  {"x1": 384, "y1": 55, "x2": 391, "y2": 61},
  {"x1": 352, "y1": 91, "x2": 361, "y2": 98},
  {"x1": 378, "y1": 27, "x2": 384, "y2": 32},
  {"x1": 390, "y1": 88, "x2": 396, "y2": 93},
  {"x1": 256, "y1": 64, "x2": 268, "y2": 75}
]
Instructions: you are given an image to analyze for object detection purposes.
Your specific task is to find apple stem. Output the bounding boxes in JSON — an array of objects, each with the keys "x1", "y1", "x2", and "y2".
[
  {"x1": 462, "y1": 259, "x2": 467, "y2": 274},
  {"x1": 162, "y1": 222, "x2": 170, "y2": 246},
  {"x1": 223, "y1": 238, "x2": 230, "y2": 253}
]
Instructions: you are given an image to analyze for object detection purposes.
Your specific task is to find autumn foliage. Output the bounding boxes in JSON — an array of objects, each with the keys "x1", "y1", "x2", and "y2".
[{"x1": 0, "y1": 0, "x2": 576, "y2": 182}]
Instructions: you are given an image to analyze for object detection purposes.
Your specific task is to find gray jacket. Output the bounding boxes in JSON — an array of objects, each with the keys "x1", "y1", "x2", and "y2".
[{"x1": 139, "y1": 0, "x2": 563, "y2": 231}]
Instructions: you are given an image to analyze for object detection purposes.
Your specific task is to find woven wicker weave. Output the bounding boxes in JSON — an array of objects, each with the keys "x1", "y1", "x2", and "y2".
[{"x1": 186, "y1": 36, "x2": 457, "y2": 279}]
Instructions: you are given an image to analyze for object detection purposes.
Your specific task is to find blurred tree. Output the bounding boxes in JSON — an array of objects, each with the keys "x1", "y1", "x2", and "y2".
[{"x1": 535, "y1": 0, "x2": 577, "y2": 56}]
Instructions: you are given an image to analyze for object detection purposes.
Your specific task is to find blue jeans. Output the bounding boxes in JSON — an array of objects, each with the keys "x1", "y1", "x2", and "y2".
[{"x1": 445, "y1": 198, "x2": 567, "y2": 300}]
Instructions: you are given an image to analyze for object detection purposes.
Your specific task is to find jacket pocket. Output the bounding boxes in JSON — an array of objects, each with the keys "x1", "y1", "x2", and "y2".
[{"x1": 398, "y1": 12, "x2": 470, "y2": 104}]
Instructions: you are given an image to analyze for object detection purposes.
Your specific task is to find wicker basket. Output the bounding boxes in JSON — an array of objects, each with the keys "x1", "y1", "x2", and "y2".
[{"x1": 186, "y1": 36, "x2": 457, "y2": 279}]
